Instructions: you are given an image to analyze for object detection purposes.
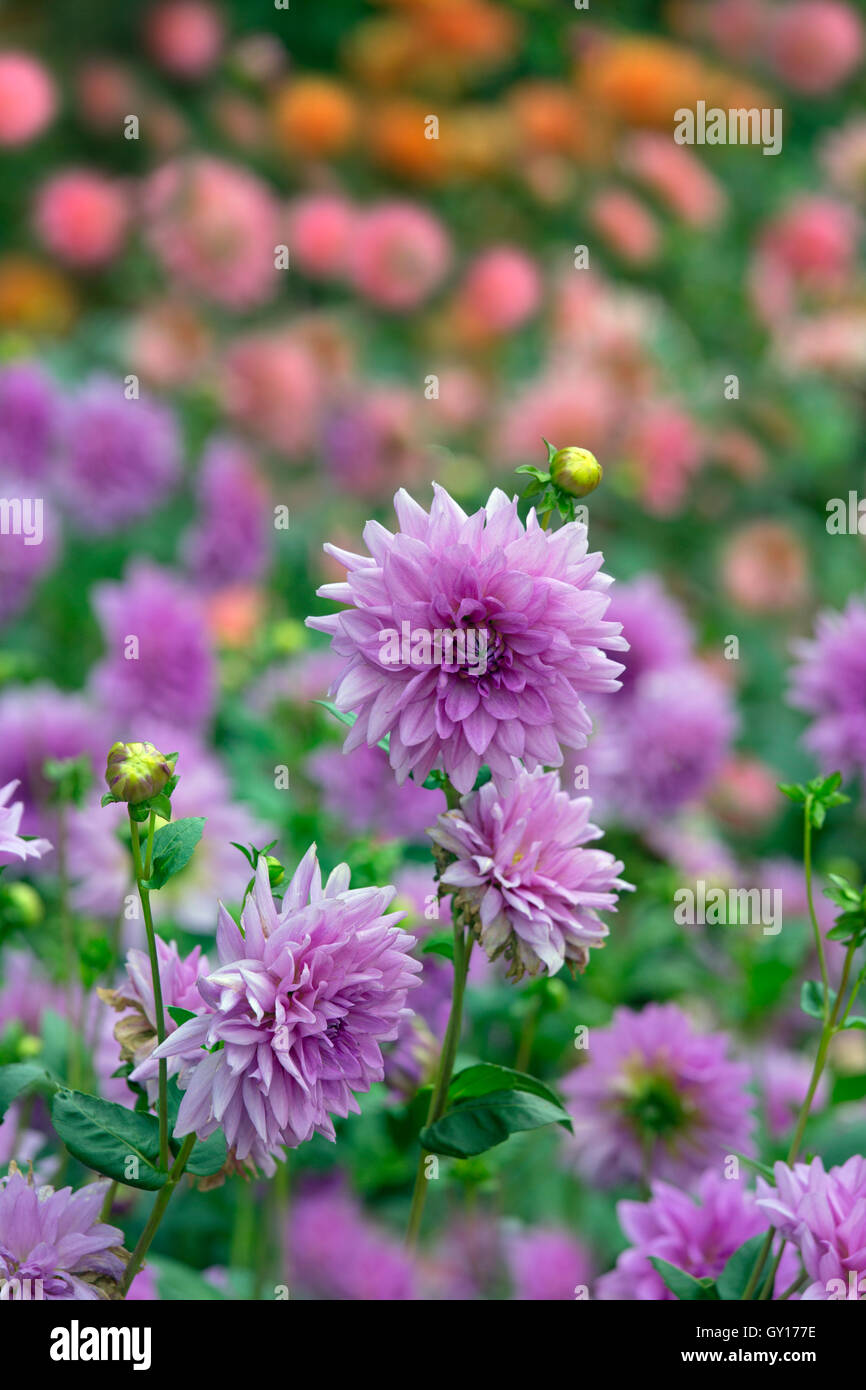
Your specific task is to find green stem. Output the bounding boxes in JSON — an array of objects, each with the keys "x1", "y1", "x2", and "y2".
[
  {"x1": 120, "y1": 1134, "x2": 195, "y2": 1296},
  {"x1": 406, "y1": 913, "x2": 472, "y2": 1251},
  {"x1": 130, "y1": 811, "x2": 169, "y2": 1170},
  {"x1": 803, "y1": 799, "x2": 830, "y2": 1019}
]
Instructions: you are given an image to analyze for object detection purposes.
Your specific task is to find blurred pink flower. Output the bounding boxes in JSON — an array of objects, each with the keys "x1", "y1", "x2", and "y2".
[
  {"x1": 128, "y1": 300, "x2": 211, "y2": 388},
  {"x1": 627, "y1": 402, "x2": 704, "y2": 514},
  {"x1": 221, "y1": 329, "x2": 322, "y2": 453},
  {"x1": 766, "y1": 1, "x2": 863, "y2": 94},
  {"x1": 721, "y1": 519, "x2": 808, "y2": 613},
  {"x1": 759, "y1": 196, "x2": 859, "y2": 291},
  {"x1": 590, "y1": 189, "x2": 660, "y2": 265},
  {"x1": 494, "y1": 370, "x2": 617, "y2": 464},
  {"x1": 285, "y1": 192, "x2": 356, "y2": 279},
  {"x1": 821, "y1": 119, "x2": 866, "y2": 200},
  {"x1": 704, "y1": 0, "x2": 771, "y2": 62},
  {"x1": 144, "y1": 156, "x2": 281, "y2": 308},
  {"x1": 144, "y1": 1, "x2": 224, "y2": 79},
  {"x1": 34, "y1": 170, "x2": 129, "y2": 267},
  {"x1": 623, "y1": 133, "x2": 726, "y2": 228},
  {"x1": 455, "y1": 245, "x2": 542, "y2": 337},
  {"x1": 322, "y1": 386, "x2": 427, "y2": 496},
  {"x1": 349, "y1": 201, "x2": 451, "y2": 311},
  {"x1": 0, "y1": 52, "x2": 56, "y2": 145},
  {"x1": 506, "y1": 1227, "x2": 592, "y2": 1301}
]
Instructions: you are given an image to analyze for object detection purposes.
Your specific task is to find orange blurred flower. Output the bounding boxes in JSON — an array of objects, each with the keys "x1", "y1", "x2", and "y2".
[
  {"x1": 272, "y1": 77, "x2": 357, "y2": 159},
  {"x1": 0, "y1": 255, "x2": 76, "y2": 333},
  {"x1": 579, "y1": 37, "x2": 709, "y2": 128},
  {"x1": 369, "y1": 99, "x2": 448, "y2": 182},
  {"x1": 205, "y1": 585, "x2": 265, "y2": 648}
]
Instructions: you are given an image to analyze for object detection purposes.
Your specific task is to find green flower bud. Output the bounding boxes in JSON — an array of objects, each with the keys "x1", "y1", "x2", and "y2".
[
  {"x1": 264, "y1": 855, "x2": 285, "y2": 889},
  {"x1": 0, "y1": 882, "x2": 43, "y2": 929},
  {"x1": 18, "y1": 1035, "x2": 43, "y2": 1060},
  {"x1": 105, "y1": 741, "x2": 173, "y2": 804},
  {"x1": 550, "y1": 446, "x2": 603, "y2": 498}
]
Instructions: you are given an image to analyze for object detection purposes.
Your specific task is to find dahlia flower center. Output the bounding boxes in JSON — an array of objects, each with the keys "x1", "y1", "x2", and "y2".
[{"x1": 622, "y1": 1070, "x2": 692, "y2": 1138}]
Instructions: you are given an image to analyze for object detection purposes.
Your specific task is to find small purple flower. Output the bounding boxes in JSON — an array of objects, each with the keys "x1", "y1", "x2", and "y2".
[
  {"x1": 562, "y1": 1003, "x2": 754, "y2": 1187},
  {"x1": 90, "y1": 562, "x2": 215, "y2": 731},
  {"x1": 430, "y1": 764, "x2": 630, "y2": 979},
  {"x1": 0, "y1": 361, "x2": 61, "y2": 481},
  {"x1": 597, "y1": 1169, "x2": 799, "y2": 1300},
  {"x1": 0, "y1": 1167, "x2": 124, "y2": 1300},
  {"x1": 59, "y1": 376, "x2": 179, "y2": 533},
  {"x1": 789, "y1": 596, "x2": 866, "y2": 781},
  {"x1": 757, "y1": 1156, "x2": 866, "y2": 1300},
  {"x1": 182, "y1": 437, "x2": 271, "y2": 591},
  {"x1": 288, "y1": 1182, "x2": 417, "y2": 1300},
  {"x1": 307, "y1": 484, "x2": 626, "y2": 794},
  {"x1": 506, "y1": 1226, "x2": 592, "y2": 1300},
  {"x1": 155, "y1": 849, "x2": 421, "y2": 1172},
  {"x1": 0, "y1": 948, "x2": 65, "y2": 1035},
  {"x1": 0, "y1": 780, "x2": 51, "y2": 864},
  {"x1": 99, "y1": 938, "x2": 210, "y2": 1101},
  {"x1": 604, "y1": 574, "x2": 693, "y2": 695},
  {"x1": 308, "y1": 741, "x2": 444, "y2": 842},
  {"x1": 0, "y1": 684, "x2": 102, "y2": 840}
]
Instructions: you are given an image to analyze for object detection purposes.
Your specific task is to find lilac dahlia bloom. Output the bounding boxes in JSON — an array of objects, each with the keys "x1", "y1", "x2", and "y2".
[
  {"x1": 562, "y1": 1003, "x2": 754, "y2": 1187},
  {"x1": 155, "y1": 850, "x2": 421, "y2": 1172},
  {"x1": 90, "y1": 562, "x2": 215, "y2": 731},
  {"x1": 604, "y1": 574, "x2": 693, "y2": 695},
  {"x1": 597, "y1": 1170, "x2": 799, "y2": 1300},
  {"x1": 789, "y1": 597, "x2": 866, "y2": 781},
  {"x1": 0, "y1": 499, "x2": 59, "y2": 626},
  {"x1": 0, "y1": 362, "x2": 61, "y2": 480},
  {"x1": 0, "y1": 1168, "x2": 124, "y2": 1299},
  {"x1": 288, "y1": 1182, "x2": 417, "y2": 1300},
  {"x1": 506, "y1": 1227, "x2": 592, "y2": 1300},
  {"x1": 430, "y1": 764, "x2": 630, "y2": 979},
  {"x1": 307, "y1": 485, "x2": 626, "y2": 794},
  {"x1": 59, "y1": 376, "x2": 179, "y2": 533},
  {"x1": 308, "y1": 741, "x2": 444, "y2": 842},
  {"x1": 757, "y1": 1156, "x2": 866, "y2": 1300},
  {"x1": 0, "y1": 684, "x2": 102, "y2": 840},
  {"x1": 182, "y1": 437, "x2": 271, "y2": 591},
  {"x1": 0, "y1": 948, "x2": 65, "y2": 1035},
  {"x1": 753, "y1": 1047, "x2": 829, "y2": 1139},
  {"x1": 0, "y1": 781, "x2": 51, "y2": 864}
]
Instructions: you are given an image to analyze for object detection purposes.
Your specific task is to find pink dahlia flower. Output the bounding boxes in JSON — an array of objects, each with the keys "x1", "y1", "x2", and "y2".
[
  {"x1": 506, "y1": 1226, "x2": 592, "y2": 1300},
  {"x1": 155, "y1": 849, "x2": 420, "y2": 1172},
  {"x1": 0, "y1": 780, "x2": 51, "y2": 865},
  {"x1": 348, "y1": 202, "x2": 451, "y2": 311},
  {"x1": 0, "y1": 53, "x2": 56, "y2": 146},
  {"x1": 144, "y1": 157, "x2": 281, "y2": 308},
  {"x1": 307, "y1": 485, "x2": 626, "y2": 795},
  {"x1": 288, "y1": 1182, "x2": 418, "y2": 1300},
  {"x1": 562, "y1": 1003, "x2": 754, "y2": 1187},
  {"x1": 34, "y1": 170, "x2": 129, "y2": 267},
  {"x1": 430, "y1": 765, "x2": 630, "y2": 979},
  {"x1": 598, "y1": 1170, "x2": 798, "y2": 1300},
  {"x1": 144, "y1": 1, "x2": 224, "y2": 80},
  {"x1": 757, "y1": 1156, "x2": 866, "y2": 1300},
  {"x1": 0, "y1": 1168, "x2": 124, "y2": 1299},
  {"x1": 766, "y1": 0, "x2": 863, "y2": 94}
]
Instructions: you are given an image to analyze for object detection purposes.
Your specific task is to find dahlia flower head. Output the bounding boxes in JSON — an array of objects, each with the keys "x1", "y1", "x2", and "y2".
[
  {"x1": 0, "y1": 780, "x2": 52, "y2": 865},
  {"x1": 757, "y1": 1156, "x2": 866, "y2": 1300},
  {"x1": 788, "y1": 596, "x2": 866, "y2": 782},
  {"x1": 154, "y1": 848, "x2": 420, "y2": 1173},
  {"x1": 506, "y1": 1226, "x2": 593, "y2": 1301},
  {"x1": 288, "y1": 1181, "x2": 417, "y2": 1301},
  {"x1": 430, "y1": 764, "x2": 630, "y2": 979},
  {"x1": 597, "y1": 1169, "x2": 799, "y2": 1300},
  {"x1": 562, "y1": 1003, "x2": 754, "y2": 1187},
  {"x1": 0, "y1": 1168, "x2": 124, "y2": 1300},
  {"x1": 307, "y1": 484, "x2": 626, "y2": 795}
]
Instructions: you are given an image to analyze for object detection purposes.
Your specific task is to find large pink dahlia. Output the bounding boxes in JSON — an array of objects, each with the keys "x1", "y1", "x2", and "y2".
[
  {"x1": 154, "y1": 849, "x2": 421, "y2": 1173},
  {"x1": 307, "y1": 485, "x2": 626, "y2": 794},
  {"x1": 429, "y1": 764, "x2": 631, "y2": 979}
]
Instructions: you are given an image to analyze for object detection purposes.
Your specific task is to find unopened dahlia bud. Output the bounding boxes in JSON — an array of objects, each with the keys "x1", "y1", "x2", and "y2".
[
  {"x1": 105, "y1": 741, "x2": 173, "y2": 804},
  {"x1": 264, "y1": 855, "x2": 285, "y2": 889},
  {"x1": 550, "y1": 446, "x2": 602, "y2": 498}
]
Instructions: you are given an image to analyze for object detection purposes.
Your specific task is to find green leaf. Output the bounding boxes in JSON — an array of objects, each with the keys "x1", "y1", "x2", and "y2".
[
  {"x1": 649, "y1": 1258, "x2": 719, "y2": 1301},
  {"x1": 50, "y1": 1089, "x2": 167, "y2": 1189},
  {"x1": 148, "y1": 1255, "x2": 227, "y2": 1301},
  {"x1": 183, "y1": 1127, "x2": 227, "y2": 1177},
  {"x1": 447, "y1": 1062, "x2": 572, "y2": 1130},
  {"x1": 0, "y1": 1061, "x2": 57, "y2": 1119},
  {"x1": 801, "y1": 980, "x2": 835, "y2": 1020},
  {"x1": 167, "y1": 1006, "x2": 196, "y2": 1028},
  {"x1": 730, "y1": 1151, "x2": 775, "y2": 1183},
  {"x1": 420, "y1": 1089, "x2": 570, "y2": 1158},
  {"x1": 841, "y1": 1015, "x2": 866, "y2": 1030},
  {"x1": 421, "y1": 933, "x2": 454, "y2": 961},
  {"x1": 716, "y1": 1235, "x2": 770, "y2": 1300},
  {"x1": 145, "y1": 817, "x2": 205, "y2": 890},
  {"x1": 777, "y1": 782, "x2": 807, "y2": 804}
]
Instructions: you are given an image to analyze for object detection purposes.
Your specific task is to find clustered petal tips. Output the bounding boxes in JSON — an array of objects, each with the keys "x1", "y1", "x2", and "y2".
[
  {"x1": 306, "y1": 484, "x2": 627, "y2": 794},
  {"x1": 756, "y1": 1156, "x2": 866, "y2": 1300},
  {"x1": 429, "y1": 763, "x2": 631, "y2": 980},
  {"x1": 154, "y1": 846, "x2": 421, "y2": 1173},
  {"x1": 0, "y1": 1166, "x2": 125, "y2": 1300},
  {"x1": 0, "y1": 780, "x2": 52, "y2": 864}
]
